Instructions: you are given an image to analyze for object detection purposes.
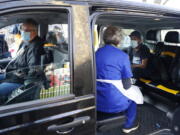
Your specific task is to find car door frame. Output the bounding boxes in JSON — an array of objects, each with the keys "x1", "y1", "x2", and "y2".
[{"x1": 0, "y1": 2, "x2": 96, "y2": 135}]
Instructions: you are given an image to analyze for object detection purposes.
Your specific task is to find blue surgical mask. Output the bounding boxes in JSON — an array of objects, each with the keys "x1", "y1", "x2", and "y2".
[{"x1": 21, "y1": 31, "x2": 31, "y2": 42}]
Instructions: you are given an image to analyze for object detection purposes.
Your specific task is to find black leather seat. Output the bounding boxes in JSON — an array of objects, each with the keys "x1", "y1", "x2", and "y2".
[
  {"x1": 154, "y1": 42, "x2": 164, "y2": 56},
  {"x1": 143, "y1": 30, "x2": 168, "y2": 82},
  {"x1": 146, "y1": 54, "x2": 169, "y2": 82},
  {"x1": 139, "y1": 31, "x2": 180, "y2": 101},
  {"x1": 44, "y1": 31, "x2": 69, "y2": 68},
  {"x1": 146, "y1": 30, "x2": 159, "y2": 53},
  {"x1": 170, "y1": 48, "x2": 180, "y2": 88}
]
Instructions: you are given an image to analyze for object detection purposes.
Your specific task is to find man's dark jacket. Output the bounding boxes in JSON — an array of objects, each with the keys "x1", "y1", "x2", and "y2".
[{"x1": 6, "y1": 36, "x2": 44, "y2": 84}]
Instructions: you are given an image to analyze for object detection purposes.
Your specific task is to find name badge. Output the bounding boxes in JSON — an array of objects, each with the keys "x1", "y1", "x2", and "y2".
[{"x1": 132, "y1": 56, "x2": 141, "y2": 64}]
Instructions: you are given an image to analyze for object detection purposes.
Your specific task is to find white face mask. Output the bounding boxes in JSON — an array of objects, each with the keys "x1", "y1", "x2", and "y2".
[
  {"x1": 21, "y1": 31, "x2": 31, "y2": 42},
  {"x1": 131, "y1": 40, "x2": 138, "y2": 48}
]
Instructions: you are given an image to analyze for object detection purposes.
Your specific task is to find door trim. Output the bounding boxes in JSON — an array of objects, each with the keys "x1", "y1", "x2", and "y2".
[
  {"x1": 0, "y1": 106, "x2": 95, "y2": 134},
  {"x1": 0, "y1": 94, "x2": 95, "y2": 118}
]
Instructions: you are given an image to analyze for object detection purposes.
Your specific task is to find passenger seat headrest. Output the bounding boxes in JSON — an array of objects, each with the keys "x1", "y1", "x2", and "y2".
[
  {"x1": 146, "y1": 30, "x2": 158, "y2": 43},
  {"x1": 165, "y1": 31, "x2": 180, "y2": 43},
  {"x1": 156, "y1": 42, "x2": 164, "y2": 47},
  {"x1": 46, "y1": 31, "x2": 57, "y2": 45}
]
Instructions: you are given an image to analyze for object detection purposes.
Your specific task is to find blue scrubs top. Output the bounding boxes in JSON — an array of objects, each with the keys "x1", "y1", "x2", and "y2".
[{"x1": 96, "y1": 45, "x2": 133, "y2": 113}]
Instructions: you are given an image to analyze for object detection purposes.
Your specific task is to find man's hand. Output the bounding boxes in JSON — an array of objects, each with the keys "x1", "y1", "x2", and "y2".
[{"x1": 14, "y1": 70, "x2": 26, "y2": 77}]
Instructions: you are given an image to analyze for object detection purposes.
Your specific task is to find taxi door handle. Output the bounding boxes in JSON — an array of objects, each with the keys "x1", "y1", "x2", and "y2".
[{"x1": 47, "y1": 116, "x2": 90, "y2": 134}]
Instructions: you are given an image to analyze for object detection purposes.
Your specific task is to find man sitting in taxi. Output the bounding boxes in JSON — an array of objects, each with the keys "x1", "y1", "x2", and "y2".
[
  {"x1": 129, "y1": 31, "x2": 151, "y2": 79},
  {"x1": 0, "y1": 19, "x2": 44, "y2": 104},
  {"x1": 96, "y1": 26, "x2": 139, "y2": 133}
]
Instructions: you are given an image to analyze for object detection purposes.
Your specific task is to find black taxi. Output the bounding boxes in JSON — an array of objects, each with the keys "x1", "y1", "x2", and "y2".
[{"x1": 0, "y1": 0, "x2": 180, "y2": 135}]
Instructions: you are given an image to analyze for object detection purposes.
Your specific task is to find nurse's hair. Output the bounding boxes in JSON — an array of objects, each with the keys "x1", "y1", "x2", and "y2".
[{"x1": 103, "y1": 26, "x2": 123, "y2": 46}]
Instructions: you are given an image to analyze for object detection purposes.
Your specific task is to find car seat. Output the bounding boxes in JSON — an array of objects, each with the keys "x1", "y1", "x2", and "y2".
[
  {"x1": 169, "y1": 47, "x2": 180, "y2": 87},
  {"x1": 44, "y1": 31, "x2": 68, "y2": 67},
  {"x1": 154, "y1": 42, "x2": 164, "y2": 56},
  {"x1": 147, "y1": 53, "x2": 169, "y2": 82},
  {"x1": 161, "y1": 31, "x2": 179, "y2": 74},
  {"x1": 146, "y1": 30, "x2": 159, "y2": 53}
]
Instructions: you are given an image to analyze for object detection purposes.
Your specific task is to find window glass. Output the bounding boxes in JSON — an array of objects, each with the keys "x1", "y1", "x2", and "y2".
[
  {"x1": 0, "y1": 10, "x2": 71, "y2": 106},
  {"x1": 41, "y1": 24, "x2": 70, "y2": 99},
  {"x1": 0, "y1": 24, "x2": 22, "y2": 59},
  {"x1": 119, "y1": 29, "x2": 134, "y2": 50}
]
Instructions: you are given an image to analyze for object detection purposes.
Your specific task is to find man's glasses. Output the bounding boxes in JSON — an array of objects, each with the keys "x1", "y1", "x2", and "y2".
[{"x1": 20, "y1": 29, "x2": 36, "y2": 32}]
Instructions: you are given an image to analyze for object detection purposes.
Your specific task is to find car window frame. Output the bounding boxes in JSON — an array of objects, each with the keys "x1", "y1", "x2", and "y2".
[{"x1": 0, "y1": 6, "x2": 74, "y2": 114}]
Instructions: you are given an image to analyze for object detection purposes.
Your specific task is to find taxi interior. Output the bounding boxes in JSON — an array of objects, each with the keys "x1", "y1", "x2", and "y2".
[
  {"x1": 94, "y1": 12, "x2": 180, "y2": 135},
  {"x1": 0, "y1": 2, "x2": 180, "y2": 135}
]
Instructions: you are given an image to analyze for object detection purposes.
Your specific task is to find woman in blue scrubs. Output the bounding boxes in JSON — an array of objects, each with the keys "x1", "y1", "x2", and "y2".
[{"x1": 96, "y1": 26, "x2": 139, "y2": 133}]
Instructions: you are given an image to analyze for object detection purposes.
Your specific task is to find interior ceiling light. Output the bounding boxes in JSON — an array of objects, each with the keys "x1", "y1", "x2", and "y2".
[{"x1": 154, "y1": 18, "x2": 161, "y2": 21}]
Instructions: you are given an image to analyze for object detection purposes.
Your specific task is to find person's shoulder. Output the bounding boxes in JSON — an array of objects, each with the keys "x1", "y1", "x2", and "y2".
[
  {"x1": 141, "y1": 44, "x2": 149, "y2": 49},
  {"x1": 140, "y1": 44, "x2": 150, "y2": 51},
  {"x1": 30, "y1": 36, "x2": 44, "y2": 48},
  {"x1": 114, "y1": 48, "x2": 129, "y2": 59},
  {"x1": 117, "y1": 48, "x2": 126, "y2": 54},
  {"x1": 96, "y1": 45, "x2": 128, "y2": 56},
  {"x1": 35, "y1": 36, "x2": 44, "y2": 44},
  {"x1": 122, "y1": 51, "x2": 130, "y2": 59},
  {"x1": 95, "y1": 46, "x2": 104, "y2": 54},
  {"x1": 96, "y1": 45, "x2": 111, "y2": 53}
]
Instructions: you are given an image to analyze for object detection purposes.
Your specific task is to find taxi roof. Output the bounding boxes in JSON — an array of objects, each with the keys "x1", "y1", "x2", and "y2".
[
  {"x1": 0, "y1": 0, "x2": 180, "y2": 17},
  {"x1": 0, "y1": 0, "x2": 180, "y2": 25}
]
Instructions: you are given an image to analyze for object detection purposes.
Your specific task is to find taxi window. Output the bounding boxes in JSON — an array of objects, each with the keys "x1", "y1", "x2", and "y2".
[
  {"x1": 41, "y1": 24, "x2": 70, "y2": 99},
  {"x1": 120, "y1": 29, "x2": 134, "y2": 50},
  {"x1": 0, "y1": 10, "x2": 71, "y2": 106}
]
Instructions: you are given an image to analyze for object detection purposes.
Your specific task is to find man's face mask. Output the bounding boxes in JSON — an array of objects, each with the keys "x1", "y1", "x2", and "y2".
[
  {"x1": 21, "y1": 31, "x2": 31, "y2": 42},
  {"x1": 131, "y1": 40, "x2": 138, "y2": 48}
]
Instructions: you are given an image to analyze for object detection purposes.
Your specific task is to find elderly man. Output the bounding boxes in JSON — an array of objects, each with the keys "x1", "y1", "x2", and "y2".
[
  {"x1": 0, "y1": 19, "x2": 44, "y2": 104},
  {"x1": 129, "y1": 31, "x2": 151, "y2": 79}
]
